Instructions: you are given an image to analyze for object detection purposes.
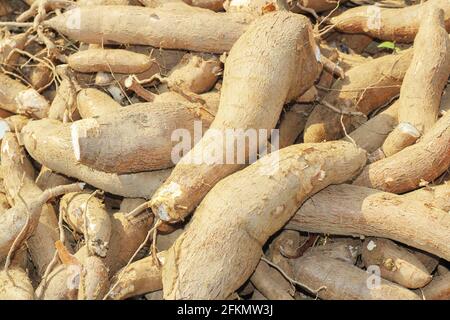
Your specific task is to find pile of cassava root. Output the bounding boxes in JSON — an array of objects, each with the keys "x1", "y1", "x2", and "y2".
[{"x1": 0, "y1": 0, "x2": 449, "y2": 301}]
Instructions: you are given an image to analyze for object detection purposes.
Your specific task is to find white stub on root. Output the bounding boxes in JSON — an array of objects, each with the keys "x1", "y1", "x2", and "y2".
[
  {"x1": 70, "y1": 119, "x2": 98, "y2": 161},
  {"x1": 367, "y1": 240, "x2": 377, "y2": 251},
  {"x1": 15, "y1": 89, "x2": 49, "y2": 118},
  {"x1": 398, "y1": 122, "x2": 421, "y2": 138},
  {"x1": 0, "y1": 120, "x2": 11, "y2": 140}
]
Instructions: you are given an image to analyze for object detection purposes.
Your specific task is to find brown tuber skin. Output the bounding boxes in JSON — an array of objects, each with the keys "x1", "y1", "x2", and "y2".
[
  {"x1": 330, "y1": 0, "x2": 450, "y2": 43},
  {"x1": 158, "y1": 53, "x2": 222, "y2": 94},
  {"x1": 21, "y1": 119, "x2": 171, "y2": 198},
  {"x1": 150, "y1": 12, "x2": 321, "y2": 223},
  {"x1": 44, "y1": 5, "x2": 253, "y2": 53},
  {"x1": 379, "y1": 122, "x2": 420, "y2": 158},
  {"x1": 361, "y1": 238, "x2": 432, "y2": 289},
  {"x1": 107, "y1": 253, "x2": 164, "y2": 300},
  {"x1": 391, "y1": 6, "x2": 450, "y2": 140},
  {"x1": 353, "y1": 110, "x2": 450, "y2": 193},
  {"x1": 291, "y1": 253, "x2": 420, "y2": 300},
  {"x1": 60, "y1": 192, "x2": 112, "y2": 257},
  {"x1": 68, "y1": 49, "x2": 154, "y2": 74},
  {"x1": 71, "y1": 101, "x2": 214, "y2": 173},
  {"x1": 287, "y1": 184, "x2": 450, "y2": 261},
  {"x1": 0, "y1": 73, "x2": 50, "y2": 119},
  {"x1": 78, "y1": 256, "x2": 110, "y2": 300},
  {"x1": 162, "y1": 141, "x2": 366, "y2": 299},
  {"x1": 304, "y1": 49, "x2": 413, "y2": 143},
  {"x1": 0, "y1": 268, "x2": 35, "y2": 300},
  {"x1": 250, "y1": 260, "x2": 294, "y2": 300},
  {"x1": 422, "y1": 273, "x2": 450, "y2": 300},
  {"x1": 344, "y1": 101, "x2": 399, "y2": 153},
  {"x1": 76, "y1": 88, "x2": 121, "y2": 118},
  {"x1": 1, "y1": 133, "x2": 60, "y2": 277}
]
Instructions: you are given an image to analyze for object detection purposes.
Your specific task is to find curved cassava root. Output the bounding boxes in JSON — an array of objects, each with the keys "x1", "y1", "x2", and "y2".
[
  {"x1": 150, "y1": 11, "x2": 321, "y2": 223},
  {"x1": 0, "y1": 73, "x2": 50, "y2": 119},
  {"x1": 60, "y1": 192, "x2": 112, "y2": 257},
  {"x1": 330, "y1": 0, "x2": 450, "y2": 43},
  {"x1": 353, "y1": 110, "x2": 450, "y2": 193},
  {"x1": 162, "y1": 141, "x2": 366, "y2": 299}
]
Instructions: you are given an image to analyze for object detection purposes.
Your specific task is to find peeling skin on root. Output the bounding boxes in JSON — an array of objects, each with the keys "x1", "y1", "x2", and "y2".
[
  {"x1": 71, "y1": 119, "x2": 98, "y2": 161},
  {"x1": 15, "y1": 89, "x2": 49, "y2": 116}
]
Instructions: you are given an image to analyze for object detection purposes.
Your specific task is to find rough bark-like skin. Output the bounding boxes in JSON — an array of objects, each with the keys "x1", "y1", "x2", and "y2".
[
  {"x1": 307, "y1": 238, "x2": 362, "y2": 265},
  {"x1": 403, "y1": 183, "x2": 450, "y2": 212},
  {"x1": 0, "y1": 33, "x2": 28, "y2": 67},
  {"x1": 162, "y1": 141, "x2": 366, "y2": 300},
  {"x1": 250, "y1": 260, "x2": 294, "y2": 300},
  {"x1": 2, "y1": 115, "x2": 30, "y2": 133},
  {"x1": 60, "y1": 192, "x2": 112, "y2": 257},
  {"x1": 395, "y1": 7, "x2": 450, "y2": 135},
  {"x1": 38, "y1": 264, "x2": 81, "y2": 300},
  {"x1": 422, "y1": 273, "x2": 450, "y2": 300},
  {"x1": 21, "y1": 119, "x2": 171, "y2": 198},
  {"x1": 291, "y1": 253, "x2": 420, "y2": 300},
  {"x1": 288, "y1": 184, "x2": 450, "y2": 260},
  {"x1": 78, "y1": 256, "x2": 110, "y2": 300},
  {"x1": 75, "y1": 212, "x2": 154, "y2": 276},
  {"x1": 361, "y1": 238, "x2": 431, "y2": 289},
  {"x1": 76, "y1": 88, "x2": 121, "y2": 119},
  {"x1": 353, "y1": 110, "x2": 450, "y2": 193},
  {"x1": 0, "y1": 268, "x2": 35, "y2": 300},
  {"x1": 164, "y1": 53, "x2": 221, "y2": 94},
  {"x1": 304, "y1": 49, "x2": 413, "y2": 143},
  {"x1": 36, "y1": 166, "x2": 74, "y2": 190},
  {"x1": 68, "y1": 49, "x2": 153, "y2": 74},
  {"x1": 0, "y1": 73, "x2": 49, "y2": 118},
  {"x1": 48, "y1": 78, "x2": 79, "y2": 121},
  {"x1": 345, "y1": 101, "x2": 399, "y2": 153},
  {"x1": 71, "y1": 101, "x2": 213, "y2": 173},
  {"x1": 1, "y1": 133, "x2": 59, "y2": 276},
  {"x1": 330, "y1": 0, "x2": 450, "y2": 43},
  {"x1": 278, "y1": 104, "x2": 314, "y2": 148},
  {"x1": 108, "y1": 254, "x2": 163, "y2": 300},
  {"x1": 267, "y1": 230, "x2": 305, "y2": 277},
  {"x1": 381, "y1": 122, "x2": 420, "y2": 157},
  {"x1": 44, "y1": 6, "x2": 252, "y2": 53},
  {"x1": 150, "y1": 12, "x2": 321, "y2": 222}
]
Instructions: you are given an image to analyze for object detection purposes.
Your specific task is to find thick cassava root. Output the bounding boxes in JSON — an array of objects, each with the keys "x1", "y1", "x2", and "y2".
[
  {"x1": 162, "y1": 141, "x2": 366, "y2": 299},
  {"x1": 150, "y1": 11, "x2": 321, "y2": 223}
]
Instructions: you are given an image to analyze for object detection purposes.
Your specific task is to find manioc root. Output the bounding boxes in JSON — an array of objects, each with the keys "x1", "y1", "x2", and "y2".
[
  {"x1": 150, "y1": 11, "x2": 321, "y2": 223},
  {"x1": 330, "y1": 0, "x2": 450, "y2": 43},
  {"x1": 21, "y1": 119, "x2": 171, "y2": 198},
  {"x1": 287, "y1": 184, "x2": 450, "y2": 261},
  {"x1": 353, "y1": 110, "x2": 450, "y2": 193},
  {"x1": 361, "y1": 237, "x2": 432, "y2": 289},
  {"x1": 162, "y1": 141, "x2": 366, "y2": 299}
]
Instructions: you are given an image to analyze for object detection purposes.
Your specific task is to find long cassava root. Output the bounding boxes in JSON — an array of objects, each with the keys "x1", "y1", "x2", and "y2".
[{"x1": 150, "y1": 11, "x2": 321, "y2": 223}]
